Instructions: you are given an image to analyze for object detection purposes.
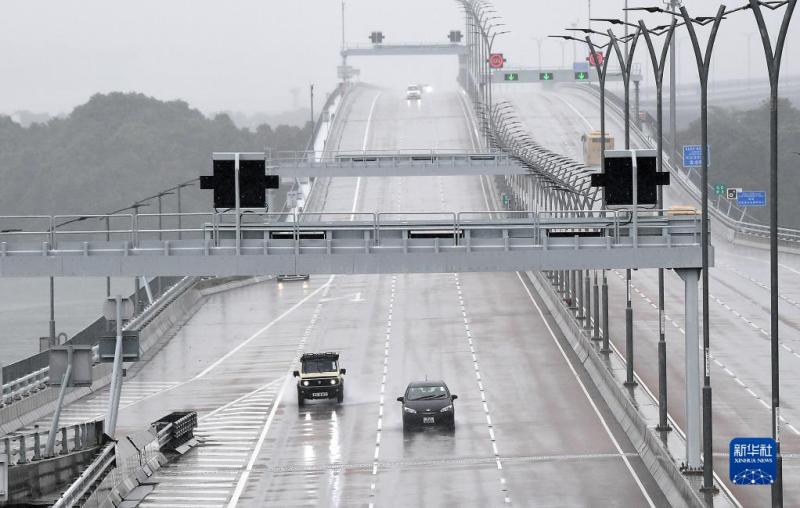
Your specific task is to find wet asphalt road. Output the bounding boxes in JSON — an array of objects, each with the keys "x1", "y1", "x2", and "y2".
[
  {"x1": 27, "y1": 87, "x2": 672, "y2": 507},
  {"x1": 156, "y1": 88, "x2": 668, "y2": 507}
]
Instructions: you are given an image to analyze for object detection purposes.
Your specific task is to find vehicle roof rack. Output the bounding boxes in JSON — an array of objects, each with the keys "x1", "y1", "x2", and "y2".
[{"x1": 300, "y1": 352, "x2": 339, "y2": 361}]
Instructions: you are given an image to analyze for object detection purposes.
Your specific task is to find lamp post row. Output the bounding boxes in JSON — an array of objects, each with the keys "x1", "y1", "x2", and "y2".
[{"x1": 554, "y1": 0, "x2": 795, "y2": 503}]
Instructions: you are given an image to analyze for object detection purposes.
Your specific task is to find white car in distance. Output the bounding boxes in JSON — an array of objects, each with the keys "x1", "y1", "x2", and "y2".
[{"x1": 406, "y1": 84, "x2": 422, "y2": 100}]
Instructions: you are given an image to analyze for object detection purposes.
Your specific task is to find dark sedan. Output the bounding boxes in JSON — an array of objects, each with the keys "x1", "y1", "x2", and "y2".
[{"x1": 397, "y1": 381, "x2": 457, "y2": 430}]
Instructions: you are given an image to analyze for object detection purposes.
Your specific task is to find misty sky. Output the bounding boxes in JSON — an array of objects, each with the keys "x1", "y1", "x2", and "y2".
[{"x1": 0, "y1": 0, "x2": 797, "y2": 116}]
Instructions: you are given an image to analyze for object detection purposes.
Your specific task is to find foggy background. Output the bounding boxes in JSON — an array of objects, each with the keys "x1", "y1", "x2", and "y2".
[{"x1": 1, "y1": 0, "x2": 797, "y2": 121}]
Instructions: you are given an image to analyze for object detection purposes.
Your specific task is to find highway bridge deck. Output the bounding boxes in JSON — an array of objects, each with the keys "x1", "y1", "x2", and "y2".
[
  {"x1": 498, "y1": 82, "x2": 800, "y2": 507},
  {"x1": 13, "y1": 87, "x2": 670, "y2": 507}
]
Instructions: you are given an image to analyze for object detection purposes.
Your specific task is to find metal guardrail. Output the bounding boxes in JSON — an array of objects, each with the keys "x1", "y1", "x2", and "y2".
[
  {"x1": 0, "y1": 209, "x2": 705, "y2": 274},
  {"x1": 51, "y1": 441, "x2": 115, "y2": 508},
  {"x1": 0, "y1": 208, "x2": 700, "y2": 250},
  {"x1": 1, "y1": 367, "x2": 49, "y2": 407},
  {"x1": 574, "y1": 83, "x2": 800, "y2": 246},
  {"x1": 266, "y1": 148, "x2": 513, "y2": 162},
  {"x1": 153, "y1": 411, "x2": 197, "y2": 452},
  {"x1": 207, "y1": 149, "x2": 529, "y2": 177},
  {"x1": 2, "y1": 420, "x2": 103, "y2": 466},
  {"x1": 489, "y1": 102, "x2": 599, "y2": 210}
]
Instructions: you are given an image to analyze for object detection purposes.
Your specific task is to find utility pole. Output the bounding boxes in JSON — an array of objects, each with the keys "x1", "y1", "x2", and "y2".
[
  {"x1": 49, "y1": 277, "x2": 56, "y2": 347},
  {"x1": 341, "y1": 1, "x2": 347, "y2": 83},
  {"x1": 638, "y1": 18, "x2": 678, "y2": 434},
  {"x1": 310, "y1": 84, "x2": 315, "y2": 129},
  {"x1": 668, "y1": 0, "x2": 680, "y2": 162},
  {"x1": 680, "y1": 4, "x2": 726, "y2": 493},
  {"x1": 748, "y1": 1, "x2": 797, "y2": 504},
  {"x1": 624, "y1": 0, "x2": 629, "y2": 56}
]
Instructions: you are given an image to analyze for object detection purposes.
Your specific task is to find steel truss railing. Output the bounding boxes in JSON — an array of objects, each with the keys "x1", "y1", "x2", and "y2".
[{"x1": 489, "y1": 101, "x2": 599, "y2": 211}]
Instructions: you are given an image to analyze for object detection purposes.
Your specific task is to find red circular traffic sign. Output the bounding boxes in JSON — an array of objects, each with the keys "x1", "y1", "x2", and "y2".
[{"x1": 489, "y1": 53, "x2": 505, "y2": 69}]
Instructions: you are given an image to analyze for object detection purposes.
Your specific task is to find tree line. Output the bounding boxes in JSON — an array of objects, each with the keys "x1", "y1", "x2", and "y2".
[
  {"x1": 676, "y1": 98, "x2": 800, "y2": 228},
  {"x1": 0, "y1": 92, "x2": 312, "y2": 216}
]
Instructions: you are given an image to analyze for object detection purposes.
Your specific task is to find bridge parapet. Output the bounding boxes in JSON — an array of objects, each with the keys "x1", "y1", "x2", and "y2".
[
  {"x1": 0, "y1": 209, "x2": 708, "y2": 276},
  {"x1": 3, "y1": 420, "x2": 103, "y2": 466}
]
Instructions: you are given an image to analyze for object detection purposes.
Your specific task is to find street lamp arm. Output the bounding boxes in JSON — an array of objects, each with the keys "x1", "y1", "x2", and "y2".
[
  {"x1": 591, "y1": 17, "x2": 641, "y2": 30},
  {"x1": 749, "y1": 0, "x2": 796, "y2": 75},
  {"x1": 680, "y1": 5, "x2": 726, "y2": 80},
  {"x1": 639, "y1": 18, "x2": 677, "y2": 83}
]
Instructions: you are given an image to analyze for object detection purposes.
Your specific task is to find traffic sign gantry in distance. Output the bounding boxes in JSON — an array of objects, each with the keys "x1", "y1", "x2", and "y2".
[
  {"x1": 448, "y1": 30, "x2": 463, "y2": 43},
  {"x1": 574, "y1": 71, "x2": 589, "y2": 81},
  {"x1": 489, "y1": 53, "x2": 505, "y2": 69},
  {"x1": 369, "y1": 31, "x2": 385, "y2": 44},
  {"x1": 539, "y1": 72, "x2": 554, "y2": 81},
  {"x1": 201, "y1": 158, "x2": 279, "y2": 209},
  {"x1": 504, "y1": 73, "x2": 519, "y2": 81}
]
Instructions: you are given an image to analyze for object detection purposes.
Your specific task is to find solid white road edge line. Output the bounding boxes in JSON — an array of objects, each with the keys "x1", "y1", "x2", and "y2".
[
  {"x1": 515, "y1": 271, "x2": 656, "y2": 508},
  {"x1": 351, "y1": 92, "x2": 382, "y2": 219},
  {"x1": 226, "y1": 274, "x2": 335, "y2": 507},
  {"x1": 195, "y1": 278, "x2": 334, "y2": 380}
]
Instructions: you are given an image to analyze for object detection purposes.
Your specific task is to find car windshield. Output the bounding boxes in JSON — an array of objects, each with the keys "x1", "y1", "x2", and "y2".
[
  {"x1": 406, "y1": 385, "x2": 448, "y2": 401},
  {"x1": 302, "y1": 359, "x2": 337, "y2": 373},
  {"x1": 407, "y1": 86, "x2": 420, "y2": 91}
]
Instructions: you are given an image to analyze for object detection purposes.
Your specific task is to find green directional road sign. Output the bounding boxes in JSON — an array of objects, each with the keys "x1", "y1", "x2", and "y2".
[
  {"x1": 714, "y1": 184, "x2": 726, "y2": 196},
  {"x1": 539, "y1": 72, "x2": 553, "y2": 81},
  {"x1": 504, "y1": 73, "x2": 519, "y2": 81},
  {"x1": 574, "y1": 71, "x2": 588, "y2": 80}
]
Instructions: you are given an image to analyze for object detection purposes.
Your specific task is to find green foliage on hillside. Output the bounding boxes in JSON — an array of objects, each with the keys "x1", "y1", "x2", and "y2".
[
  {"x1": 0, "y1": 92, "x2": 311, "y2": 215},
  {"x1": 677, "y1": 98, "x2": 800, "y2": 227}
]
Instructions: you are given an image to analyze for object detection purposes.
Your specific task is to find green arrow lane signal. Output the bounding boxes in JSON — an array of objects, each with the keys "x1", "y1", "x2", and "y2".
[
  {"x1": 714, "y1": 184, "x2": 726, "y2": 196},
  {"x1": 574, "y1": 71, "x2": 588, "y2": 80},
  {"x1": 539, "y1": 72, "x2": 553, "y2": 81},
  {"x1": 504, "y1": 73, "x2": 519, "y2": 81}
]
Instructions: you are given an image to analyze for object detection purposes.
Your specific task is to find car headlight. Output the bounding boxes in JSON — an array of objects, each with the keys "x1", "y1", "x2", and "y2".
[
  {"x1": 302, "y1": 381, "x2": 309, "y2": 386},
  {"x1": 330, "y1": 379, "x2": 337, "y2": 385},
  {"x1": 403, "y1": 407, "x2": 417, "y2": 414},
  {"x1": 440, "y1": 405, "x2": 453, "y2": 413}
]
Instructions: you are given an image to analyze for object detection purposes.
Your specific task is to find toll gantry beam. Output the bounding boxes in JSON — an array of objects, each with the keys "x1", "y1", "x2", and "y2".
[
  {"x1": 0, "y1": 211, "x2": 709, "y2": 277},
  {"x1": 341, "y1": 43, "x2": 467, "y2": 57},
  {"x1": 226, "y1": 151, "x2": 530, "y2": 177}
]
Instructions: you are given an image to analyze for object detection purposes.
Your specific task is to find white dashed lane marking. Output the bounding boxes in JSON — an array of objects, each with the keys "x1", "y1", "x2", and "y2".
[
  {"x1": 611, "y1": 270, "x2": 800, "y2": 436},
  {"x1": 721, "y1": 263, "x2": 800, "y2": 309},
  {"x1": 369, "y1": 274, "x2": 397, "y2": 508},
  {"x1": 454, "y1": 273, "x2": 511, "y2": 505}
]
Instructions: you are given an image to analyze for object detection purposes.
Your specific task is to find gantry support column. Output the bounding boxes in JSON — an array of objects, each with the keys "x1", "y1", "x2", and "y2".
[{"x1": 677, "y1": 268, "x2": 702, "y2": 470}]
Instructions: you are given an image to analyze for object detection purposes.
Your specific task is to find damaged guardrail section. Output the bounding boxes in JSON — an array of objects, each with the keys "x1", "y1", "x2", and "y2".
[{"x1": 78, "y1": 411, "x2": 198, "y2": 507}]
